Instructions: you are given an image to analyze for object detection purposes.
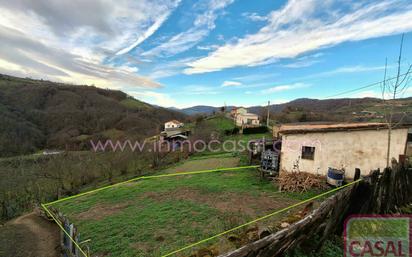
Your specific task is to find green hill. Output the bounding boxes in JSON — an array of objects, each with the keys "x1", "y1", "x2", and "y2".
[{"x1": 0, "y1": 74, "x2": 186, "y2": 157}]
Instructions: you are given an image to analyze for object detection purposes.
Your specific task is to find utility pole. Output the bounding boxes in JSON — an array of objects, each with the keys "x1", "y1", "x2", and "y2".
[{"x1": 266, "y1": 101, "x2": 270, "y2": 127}]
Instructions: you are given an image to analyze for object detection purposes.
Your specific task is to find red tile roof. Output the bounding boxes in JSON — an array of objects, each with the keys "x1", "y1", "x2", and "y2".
[{"x1": 166, "y1": 120, "x2": 183, "y2": 124}]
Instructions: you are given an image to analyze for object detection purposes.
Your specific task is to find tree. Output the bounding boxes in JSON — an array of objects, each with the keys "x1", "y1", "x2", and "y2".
[{"x1": 381, "y1": 34, "x2": 412, "y2": 167}]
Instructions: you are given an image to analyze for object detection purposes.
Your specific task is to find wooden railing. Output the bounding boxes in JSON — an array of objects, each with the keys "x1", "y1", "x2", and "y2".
[{"x1": 219, "y1": 164, "x2": 412, "y2": 257}]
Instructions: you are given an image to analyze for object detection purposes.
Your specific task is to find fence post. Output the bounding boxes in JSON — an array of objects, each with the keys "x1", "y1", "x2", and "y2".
[{"x1": 354, "y1": 168, "x2": 361, "y2": 181}]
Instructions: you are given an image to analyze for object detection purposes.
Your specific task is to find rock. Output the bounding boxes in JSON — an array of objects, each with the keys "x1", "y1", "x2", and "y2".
[{"x1": 280, "y1": 222, "x2": 290, "y2": 228}]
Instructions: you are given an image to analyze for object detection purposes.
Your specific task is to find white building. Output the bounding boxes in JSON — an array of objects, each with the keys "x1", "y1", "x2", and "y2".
[
  {"x1": 236, "y1": 113, "x2": 260, "y2": 127},
  {"x1": 231, "y1": 107, "x2": 248, "y2": 117},
  {"x1": 278, "y1": 123, "x2": 411, "y2": 178},
  {"x1": 164, "y1": 120, "x2": 184, "y2": 130}
]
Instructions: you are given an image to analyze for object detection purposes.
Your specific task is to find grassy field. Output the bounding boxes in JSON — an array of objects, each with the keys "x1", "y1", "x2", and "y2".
[
  {"x1": 163, "y1": 157, "x2": 240, "y2": 173},
  {"x1": 51, "y1": 157, "x2": 303, "y2": 257},
  {"x1": 0, "y1": 149, "x2": 188, "y2": 222},
  {"x1": 203, "y1": 115, "x2": 236, "y2": 131}
]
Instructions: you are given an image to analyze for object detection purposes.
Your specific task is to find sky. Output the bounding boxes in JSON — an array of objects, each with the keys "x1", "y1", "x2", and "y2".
[{"x1": 1, "y1": 0, "x2": 412, "y2": 108}]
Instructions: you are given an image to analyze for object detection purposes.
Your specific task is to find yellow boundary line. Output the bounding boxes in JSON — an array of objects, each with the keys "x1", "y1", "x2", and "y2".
[
  {"x1": 41, "y1": 203, "x2": 89, "y2": 257},
  {"x1": 41, "y1": 165, "x2": 259, "y2": 256},
  {"x1": 44, "y1": 165, "x2": 259, "y2": 206},
  {"x1": 161, "y1": 179, "x2": 363, "y2": 257},
  {"x1": 41, "y1": 166, "x2": 362, "y2": 257}
]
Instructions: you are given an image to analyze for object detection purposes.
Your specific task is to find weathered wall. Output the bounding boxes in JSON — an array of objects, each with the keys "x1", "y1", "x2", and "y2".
[
  {"x1": 219, "y1": 166, "x2": 412, "y2": 257},
  {"x1": 280, "y1": 128, "x2": 408, "y2": 178}
]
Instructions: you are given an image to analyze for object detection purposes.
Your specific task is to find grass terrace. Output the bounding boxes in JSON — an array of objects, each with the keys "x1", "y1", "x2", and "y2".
[{"x1": 50, "y1": 157, "x2": 307, "y2": 257}]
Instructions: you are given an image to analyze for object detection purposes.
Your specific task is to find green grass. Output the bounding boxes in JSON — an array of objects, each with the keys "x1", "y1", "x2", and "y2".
[
  {"x1": 286, "y1": 236, "x2": 343, "y2": 257},
  {"x1": 101, "y1": 128, "x2": 126, "y2": 139},
  {"x1": 162, "y1": 157, "x2": 240, "y2": 174},
  {"x1": 52, "y1": 167, "x2": 298, "y2": 257},
  {"x1": 204, "y1": 115, "x2": 236, "y2": 131},
  {"x1": 189, "y1": 152, "x2": 237, "y2": 160},
  {"x1": 224, "y1": 132, "x2": 272, "y2": 142},
  {"x1": 120, "y1": 98, "x2": 151, "y2": 109}
]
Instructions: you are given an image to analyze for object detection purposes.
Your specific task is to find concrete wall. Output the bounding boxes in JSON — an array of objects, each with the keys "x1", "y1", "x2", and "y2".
[
  {"x1": 236, "y1": 114, "x2": 259, "y2": 126},
  {"x1": 280, "y1": 128, "x2": 409, "y2": 178}
]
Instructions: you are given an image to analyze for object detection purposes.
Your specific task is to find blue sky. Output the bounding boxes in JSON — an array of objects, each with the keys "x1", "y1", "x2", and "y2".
[{"x1": 1, "y1": 0, "x2": 412, "y2": 108}]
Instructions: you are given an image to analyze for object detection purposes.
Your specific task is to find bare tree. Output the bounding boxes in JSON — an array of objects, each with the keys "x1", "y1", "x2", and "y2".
[{"x1": 381, "y1": 34, "x2": 412, "y2": 167}]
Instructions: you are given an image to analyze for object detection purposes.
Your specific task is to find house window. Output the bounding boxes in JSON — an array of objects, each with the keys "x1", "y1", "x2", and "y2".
[
  {"x1": 408, "y1": 133, "x2": 412, "y2": 142},
  {"x1": 301, "y1": 146, "x2": 315, "y2": 160}
]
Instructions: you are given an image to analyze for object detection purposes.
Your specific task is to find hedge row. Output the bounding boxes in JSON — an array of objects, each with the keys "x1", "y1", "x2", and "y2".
[{"x1": 242, "y1": 126, "x2": 268, "y2": 134}]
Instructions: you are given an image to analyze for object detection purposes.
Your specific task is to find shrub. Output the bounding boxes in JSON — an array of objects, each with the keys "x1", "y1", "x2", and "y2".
[
  {"x1": 242, "y1": 126, "x2": 268, "y2": 134},
  {"x1": 224, "y1": 127, "x2": 239, "y2": 135}
]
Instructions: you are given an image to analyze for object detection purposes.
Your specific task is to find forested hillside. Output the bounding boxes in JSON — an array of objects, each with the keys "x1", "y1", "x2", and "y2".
[
  {"x1": 248, "y1": 97, "x2": 412, "y2": 123},
  {"x1": 0, "y1": 74, "x2": 186, "y2": 157}
]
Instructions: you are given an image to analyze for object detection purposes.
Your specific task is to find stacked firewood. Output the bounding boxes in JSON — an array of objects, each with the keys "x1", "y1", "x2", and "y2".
[{"x1": 277, "y1": 171, "x2": 328, "y2": 193}]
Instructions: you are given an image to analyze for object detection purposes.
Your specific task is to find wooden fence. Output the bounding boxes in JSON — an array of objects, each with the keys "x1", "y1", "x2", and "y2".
[
  {"x1": 48, "y1": 207, "x2": 89, "y2": 257},
  {"x1": 219, "y1": 164, "x2": 412, "y2": 257}
]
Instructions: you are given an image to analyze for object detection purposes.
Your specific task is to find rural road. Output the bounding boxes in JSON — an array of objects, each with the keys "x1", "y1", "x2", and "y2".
[{"x1": 0, "y1": 212, "x2": 60, "y2": 257}]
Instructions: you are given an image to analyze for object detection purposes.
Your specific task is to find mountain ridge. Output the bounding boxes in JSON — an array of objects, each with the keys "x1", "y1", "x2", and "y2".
[{"x1": 0, "y1": 74, "x2": 186, "y2": 157}]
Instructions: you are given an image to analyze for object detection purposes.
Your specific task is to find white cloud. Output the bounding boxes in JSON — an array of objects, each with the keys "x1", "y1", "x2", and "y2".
[
  {"x1": 180, "y1": 85, "x2": 219, "y2": 95},
  {"x1": 282, "y1": 59, "x2": 321, "y2": 68},
  {"x1": 307, "y1": 65, "x2": 386, "y2": 79},
  {"x1": 352, "y1": 90, "x2": 381, "y2": 98},
  {"x1": 148, "y1": 57, "x2": 197, "y2": 79},
  {"x1": 142, "y1": 29, "x2": 209, "y2": 57},
  {"x1": 130, "y1": 91, "x2": 176, "y2": 107},
  {"x1": 0, "y1": 0, "x2": 177, "y2": 88},
  {"x1": 281, "y1": 53, "x2": 324, "y2": 68},
  {"x1": 234, "y1": 73, "x2": 279, "y2": 83},
  {"x1": 115, "y1": 1, "x2": 181, "y2": 55},
  {"x1": 262, "y1": 83, "x2": 309, "y2": 93},
  {"x1": 329, "y1": 65, "x2": 385, "y2": 74},
  {"x1": 221, "y1": 80, "x2": 242, "y2": 87},
  {"x1": 142, "y1": 0, "x2": 234, "y2": 57},
  {"x1": 242, "y1": 12, "x2": 268, "y2": 22},
  {"x1": 197, "y1": 44, "x2": 220, "y2": 51},
  {"x1": 184, "y1": 0, "x2": 412, "y2": 74}
]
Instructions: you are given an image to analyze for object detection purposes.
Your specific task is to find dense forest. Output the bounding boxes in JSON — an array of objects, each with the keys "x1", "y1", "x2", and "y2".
[{"x1": 0, "y1": 74, "x2": 186, "y2": 157}]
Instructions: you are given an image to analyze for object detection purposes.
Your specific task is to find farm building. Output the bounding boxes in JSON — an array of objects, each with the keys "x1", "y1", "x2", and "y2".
[
  {"x1": 277, "y1": 122, "x2": 412, "y2": 178},
  {"x1": 230, "y1": 107, "x2": 247, "y2": 118},
  {"x1": 236, "y1": 113, "x2": 260, "y2": 127},
  {"x1": 160, "y1": 129, "x2": 189, "y2": 141},
  {"x1": 164, "y1": 120, "x2": 184, "y2": 130}
]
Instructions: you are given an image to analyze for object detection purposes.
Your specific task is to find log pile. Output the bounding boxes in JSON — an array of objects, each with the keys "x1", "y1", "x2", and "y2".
[
  {"x1": 219, "y1": 165, "x2": 412, "y2": 257},
  {"x1": 277, "y1": 171, "x2": 328, "y2": 193}
]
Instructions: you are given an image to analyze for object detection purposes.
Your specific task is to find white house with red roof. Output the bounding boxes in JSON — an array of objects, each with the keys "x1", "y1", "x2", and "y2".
[{"x1": 164, "y1": 120, "x2": 184, "y2": 130}]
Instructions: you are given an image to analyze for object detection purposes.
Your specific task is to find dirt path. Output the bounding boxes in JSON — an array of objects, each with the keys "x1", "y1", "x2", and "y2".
[{"x1": 0, "y1": 212, "x2": 60, "y2": 257}]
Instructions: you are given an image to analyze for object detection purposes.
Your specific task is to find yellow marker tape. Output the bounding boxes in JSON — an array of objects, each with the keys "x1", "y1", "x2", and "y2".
[
  {"x1": 41, "y1": 203, "x2": 89, "y2": 257},
  {"x1": 45, "y1": 165, "x2": 259, "y2": 206},
  {"x1": 42, "y1": 165, "x2": 259, "y2": 257},
  {"x1": 161, "y1": 179, "x2": 363, "y2": 257}
]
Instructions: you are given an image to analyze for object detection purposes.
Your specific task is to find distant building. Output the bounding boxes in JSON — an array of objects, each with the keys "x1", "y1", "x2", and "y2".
[
  {"x1": 42, "y1": 150, "x2": 63, "y2": 155},
  {"x1": 236, "y1": 113, "x2": 260, "y2": 127},
  {"x1": 159, "y1": 129, "x2": 190, "y2": 149},
  {"x1": 277, "y1": 122, "x2": 412, "y2": 178},
  {"x1": 360, "y1": 111, "x2": 377, "y2": 116},
  {"x1": 230, "y1": 107, "x2": 260, "y2": 127},
  {"x1": 230, "y1": 107, "x2": 247, "y2": 118},
  {"x1": 164, "y1": 120, "x2": 184, "y2": 130},
  {"x1": 160, "y1": 129, "x2": 189, "y2": 141}
]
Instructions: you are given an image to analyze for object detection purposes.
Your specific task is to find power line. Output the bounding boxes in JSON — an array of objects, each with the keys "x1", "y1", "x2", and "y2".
[{"x1": 325, "y1": 70, "x2": 412, "y2": 99}]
